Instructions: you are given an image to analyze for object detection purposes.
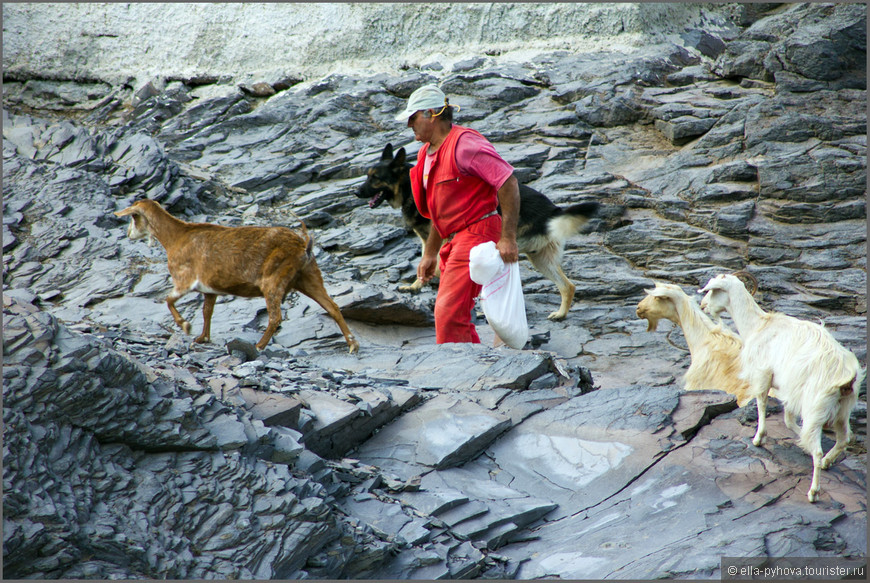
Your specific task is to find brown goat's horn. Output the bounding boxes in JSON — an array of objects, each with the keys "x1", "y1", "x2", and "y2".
[{"x1": 732, "y1": 270, "x2": 758, "y2": 295}]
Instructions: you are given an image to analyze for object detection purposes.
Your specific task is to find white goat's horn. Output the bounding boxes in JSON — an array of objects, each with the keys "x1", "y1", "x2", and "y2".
[{"x1": 732, "y1": 270, "x2": 758, "y2": 295}]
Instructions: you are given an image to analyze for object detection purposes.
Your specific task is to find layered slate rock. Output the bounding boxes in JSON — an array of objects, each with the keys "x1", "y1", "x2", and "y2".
[
  {"x1": 354, "y1": 394, "x2": 513, "y2": 476},
  {"x1": 1, "y1": 295, "x2": 396, "y2": 579},
  {"x1": 295, "y1": 387, "x2": 423, "y2": 458},
  {"x1": 1, "y1": 294, "x2": 581, "y2": 580},
  {"x1": 2, "y1": 2, "x2": 865, "y2": 579},
  {"x1": 374, "y1": 343, "x2": 556, "y2": 392}
]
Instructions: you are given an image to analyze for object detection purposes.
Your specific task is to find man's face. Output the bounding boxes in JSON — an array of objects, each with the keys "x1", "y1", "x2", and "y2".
[{"x1": 407, "y1": 110, "x2": 434, "y2": 143}]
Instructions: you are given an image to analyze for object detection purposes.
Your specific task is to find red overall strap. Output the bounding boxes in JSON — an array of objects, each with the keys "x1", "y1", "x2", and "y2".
[{"x1": 410, "y1": 125, "x2": 499, "y2": 238}]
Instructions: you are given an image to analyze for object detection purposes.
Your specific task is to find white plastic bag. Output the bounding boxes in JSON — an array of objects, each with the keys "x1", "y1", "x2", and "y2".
[{"x1": 469, "y1": 241, "x2": 529, "y2": 349}]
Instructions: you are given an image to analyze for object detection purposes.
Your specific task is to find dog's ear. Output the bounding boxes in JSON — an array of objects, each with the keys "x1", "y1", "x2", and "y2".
[
  {"x1": 381, "y1": 143, "x2": 394, "y2": 161},
  {"x1": 393, "y1": 147, "x2": 406, "y2": 167}
]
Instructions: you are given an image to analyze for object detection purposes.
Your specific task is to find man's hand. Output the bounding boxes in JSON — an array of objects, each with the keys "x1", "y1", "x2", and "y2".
[
  {"x1": 417, "y1": 254, "x2": 438, "y2": 283},
  {"x1": 496, "y1": 237, "x2": 519, "y2": 264},
  {"x1": 496, "y1": 175, "x2": 520, "y2": 264},
  {"x1": 418, "y1": 223, "x2": 443, "y2": 283}
]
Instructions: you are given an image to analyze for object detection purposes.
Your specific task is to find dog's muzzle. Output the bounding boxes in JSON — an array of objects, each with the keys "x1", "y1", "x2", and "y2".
[
  {"x1": 368, "y1": 191, "x2": 389, "y2": 208},
  {"x1": 358, "y1": 185, "x2": 389, "y2": 208}
]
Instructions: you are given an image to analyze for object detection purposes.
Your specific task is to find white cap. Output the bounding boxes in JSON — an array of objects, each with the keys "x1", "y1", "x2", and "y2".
[{"x1": 393, "y1": 84, "x2": 458, "y2": 121}]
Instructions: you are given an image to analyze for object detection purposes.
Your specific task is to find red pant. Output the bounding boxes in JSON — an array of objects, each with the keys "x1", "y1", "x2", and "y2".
[{"x1": 435, "y1": 214, "x2": 502, "y2": 343}]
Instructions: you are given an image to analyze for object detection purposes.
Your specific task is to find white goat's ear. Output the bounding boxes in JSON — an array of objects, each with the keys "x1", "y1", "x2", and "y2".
[{"x1": 699, "y1": 277, "x2": 722, "y2": 293}]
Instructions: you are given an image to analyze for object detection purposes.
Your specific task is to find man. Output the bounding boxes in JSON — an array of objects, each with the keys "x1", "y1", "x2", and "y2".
[{"x1": 394, "y1": 84, "x2": 520, "y2": 344}]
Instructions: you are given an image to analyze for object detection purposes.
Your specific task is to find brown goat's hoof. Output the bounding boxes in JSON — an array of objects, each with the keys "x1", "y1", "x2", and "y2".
[
  {"x1": 193, "y1": 335, "x2": 210, "y2": 344},
  {"x1": 182, "y1": 322, "x2": 192, "y2": 334},
  {"x1": 348, "y1": 339, "x2": 360, "y2": 354}
]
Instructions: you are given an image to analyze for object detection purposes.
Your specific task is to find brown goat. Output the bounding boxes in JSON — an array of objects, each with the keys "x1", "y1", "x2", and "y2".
[{"x1": 115, "y1": 199, "x2": 359, "y2": 353}]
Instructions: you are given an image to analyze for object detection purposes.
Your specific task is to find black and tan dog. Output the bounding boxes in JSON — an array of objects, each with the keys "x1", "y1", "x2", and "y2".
[{"x1": 357, "y1": 143, "x2": 599, "y2": 321}]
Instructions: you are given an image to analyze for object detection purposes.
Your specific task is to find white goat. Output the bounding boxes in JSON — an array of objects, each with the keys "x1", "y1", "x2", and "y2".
[
  {"x1": 636, "y1": 282, "x2": 752, "y2": 406},
  {"x1": 115, "y1": 199, "x2": 359, "y2": 353},
  {"x1": 699, "y1": 274, "x2": 862, "y2": 502}
]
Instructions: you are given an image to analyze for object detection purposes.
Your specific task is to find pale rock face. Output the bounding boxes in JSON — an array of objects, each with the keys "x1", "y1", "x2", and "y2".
[{"x1": 2, "y1": 2, "x2": 737, "y2": 87}]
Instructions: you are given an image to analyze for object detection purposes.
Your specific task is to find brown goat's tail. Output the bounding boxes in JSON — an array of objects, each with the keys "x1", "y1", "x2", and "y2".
[
  {"x1": 297, "y1": 218, "x2": 314, "y2": 263},
  {"x1": 281, "y1": 207, "x2": 314, "y2": 263},
  {"x1": 304, "y1": 231, "x2": 315, "y2": 263}
]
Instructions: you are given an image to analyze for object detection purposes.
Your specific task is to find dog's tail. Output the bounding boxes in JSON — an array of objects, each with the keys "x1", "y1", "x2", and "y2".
[{"x1": 548, "y1": 201, "x2": 599, "y2": 241}]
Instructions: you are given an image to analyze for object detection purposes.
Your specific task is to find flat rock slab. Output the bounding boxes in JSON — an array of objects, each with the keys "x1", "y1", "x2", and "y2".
[
  {"x1": 305, "y1": 342, "x2": 557, "y2": 394},
  {"x1": 296, "y1": 389, "x2": 364, "y2": 457},
  {"x1": 354, "y1": 394, "x2": 512, "y2": 476},
  {"x1": 497, "y1": 395, "x2": 867, "y2": 580},
  {"x1": 396, "y1": 489, "x2": 470, "y2": 518},
  {"x1": 329, "y1": 281, "x2": 435, "y2": 327},
  {"x1": 387, "y1": 344, "x2": 554, "y2": 392},
  {"x1": 477, "y1": 386, "x2": 684, "y2": 518},
  {"x1": 235, "y1": 388, "x2": 304, "y2": 428},
  {"x1": 338, "y1": 495, "x2": 418, "y2": 541}
]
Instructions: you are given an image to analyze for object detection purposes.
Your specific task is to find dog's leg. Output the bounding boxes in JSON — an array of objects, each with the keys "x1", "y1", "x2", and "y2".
[
  {"x1": 194, "y1": 293, "x2": 216, "y2": 344},
  {"x1": 399, "y1": 269, "x2": 440, "y2": 293},
  {"x1": 399, "y1": 279, "x2": 425, "y2": 293},
  {"x1": 526, "y1": 242, "x2": 574, "y2": 320},
  {"x1": 399, "y1": 237, "x2": 438, "y2": 293}
]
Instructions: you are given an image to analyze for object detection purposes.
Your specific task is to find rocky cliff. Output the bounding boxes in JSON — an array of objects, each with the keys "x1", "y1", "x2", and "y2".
[
  {"x1": 2, "y1": 2, "x2": 866, "y2": 579},
  {"x1": 3, "y1": 3, "x2": 740, "y2": 85}
]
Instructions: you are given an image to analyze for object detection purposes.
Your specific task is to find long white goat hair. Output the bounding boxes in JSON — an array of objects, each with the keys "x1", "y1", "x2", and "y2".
[
  {"x1": 636, "y1": 282, "x2": 751, "y2": 405},
  {"x1": 700, "y1": 274, "x2": 862, "y2": 502}
]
